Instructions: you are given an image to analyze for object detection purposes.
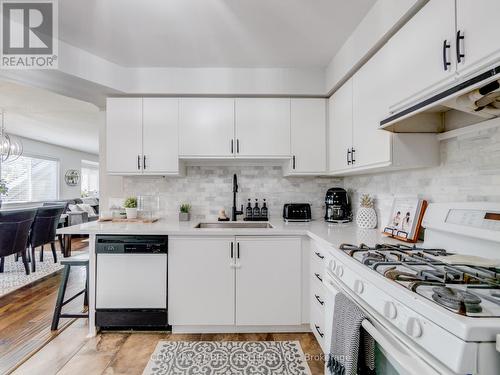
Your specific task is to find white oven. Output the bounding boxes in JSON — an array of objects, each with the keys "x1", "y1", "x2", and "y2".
[{"x1": 322, "y1": 253, "x2": 449, "y2": 375}]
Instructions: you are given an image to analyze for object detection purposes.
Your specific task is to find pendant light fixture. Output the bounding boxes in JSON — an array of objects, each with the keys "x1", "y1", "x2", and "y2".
[{"x1": 0, "y1": 111, "x2": 23, "y2": 163}]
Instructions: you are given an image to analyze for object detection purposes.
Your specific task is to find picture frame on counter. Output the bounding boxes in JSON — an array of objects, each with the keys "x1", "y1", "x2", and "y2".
[{"x1": 383, "y1": 197, "x2": 428, "y2": 243}]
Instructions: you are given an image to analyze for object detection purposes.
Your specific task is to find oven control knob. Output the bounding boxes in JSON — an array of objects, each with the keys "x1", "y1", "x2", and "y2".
[
  {"x1": 383, "y1": 301, "x2": 397, "y2": 320},
  {"x1": 336, "y1": 265, "x2": 344, "y2": 277},
  {"x1": 406, "y1": 317, "x2": 423, "y2": 338},
  {"x1": 354, "y1": 280, "x2": 364, "y2": 294},
  {"x1": 329, "y1": 259, "x2": 337, "y2": 272}
]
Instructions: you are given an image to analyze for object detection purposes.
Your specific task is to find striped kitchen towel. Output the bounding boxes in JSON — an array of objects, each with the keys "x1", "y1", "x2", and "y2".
[{"x1": 327, "y1": 292, "x2": 375, "y2": 375}]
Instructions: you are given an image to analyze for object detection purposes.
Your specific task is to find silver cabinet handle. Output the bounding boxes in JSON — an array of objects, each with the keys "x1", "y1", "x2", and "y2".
[{"x1": 137, "y1": 155, "x2": 141, "y2": 170}]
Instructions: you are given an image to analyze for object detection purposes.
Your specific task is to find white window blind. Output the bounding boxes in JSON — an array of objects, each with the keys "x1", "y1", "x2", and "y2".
[
  {"x1": 81, "y1": 162, "x2": 99, "y2": 197},
  {"x1": 1, "y1": 155, "x2": 59, "y2": 203}
]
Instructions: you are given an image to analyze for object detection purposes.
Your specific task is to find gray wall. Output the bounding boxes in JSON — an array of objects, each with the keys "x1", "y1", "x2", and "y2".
[{"x1": 1, "y1": 136, "x2": 98, "y2": 204}]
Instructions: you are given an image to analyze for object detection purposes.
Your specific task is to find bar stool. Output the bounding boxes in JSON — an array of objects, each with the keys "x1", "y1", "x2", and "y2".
[{"x1": 51, "y1": 253, "x2": 89, "y2": 330}]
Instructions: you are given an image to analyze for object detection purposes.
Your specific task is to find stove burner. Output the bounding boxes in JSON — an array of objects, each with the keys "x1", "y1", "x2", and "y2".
[
  {"x1": 384, "y1": 267, "x2": 419, "y2": 282},
  {"x1": 361, "y1": 251, "x2": 386, "y2": 265},
  {"x1": 432, "y1": 287, "x2": 483, "y2": 314}
]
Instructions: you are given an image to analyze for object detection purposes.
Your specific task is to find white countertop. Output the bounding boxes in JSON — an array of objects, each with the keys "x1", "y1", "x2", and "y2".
[{"x1": 57, "y1": 218, "x2": 407, "y2": 248}]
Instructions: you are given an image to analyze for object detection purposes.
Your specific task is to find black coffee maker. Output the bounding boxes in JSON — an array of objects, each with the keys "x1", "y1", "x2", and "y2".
[{"x1": 325, "y1": 188, "x2": 352, "y2": 223}]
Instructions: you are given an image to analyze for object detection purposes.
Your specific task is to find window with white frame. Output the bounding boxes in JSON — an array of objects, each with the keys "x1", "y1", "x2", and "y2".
[
  {"x1": 81, "y1": 160, "x2": 99, "y2": 197},
  {"x1": 0, "y1": 155, "x2": 59, "y2": 203}
]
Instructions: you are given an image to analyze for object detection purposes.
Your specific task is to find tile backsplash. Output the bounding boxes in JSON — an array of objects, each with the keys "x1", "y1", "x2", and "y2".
[
  {"x1": 122, "y1": 166, "x2": 342, "y2": 220},
  {"x1": 344, "y1": 124, "x2": 500, "y2": 224},
  {"x1": 114, "y1": 124, "x2": 500, "y2": 226}
]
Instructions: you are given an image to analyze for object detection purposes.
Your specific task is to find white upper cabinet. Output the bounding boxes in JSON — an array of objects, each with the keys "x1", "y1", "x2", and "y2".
[
  {"x1": 455, "y1": 0, "x2": 500, "y2": 77},
  {"x1": 328, "y1": 79, "x2": 353, "y2": 174},
  {"x1": 106, "y1": 98, "x2": 143, "y2": 174},
  {"x1": 386, "y1": 0, "x2": 456, "y2": 113},
  {"x1": 143, "y1": 98, "x2": 179, "y2": 174},
  {"x1": 352, "y1": 49, "x2": 392, "y2": 169},
  {"x1": 179, "y1": 98, "x2": 235, "y2": 157},
  {"x1": 106, "y1": 97, "x2": 181, "y2": 175},
  {"x1": 288, "y1": 99, "x2": 326, "y2": 175},
  {"x1": 235, "y1": 98, "x2": 291, "y2": 157}
]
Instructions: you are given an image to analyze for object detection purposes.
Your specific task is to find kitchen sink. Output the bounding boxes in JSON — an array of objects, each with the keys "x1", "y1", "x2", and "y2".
[{"x1": 194, "y1": 222, "x2": 274, "y2": 229}]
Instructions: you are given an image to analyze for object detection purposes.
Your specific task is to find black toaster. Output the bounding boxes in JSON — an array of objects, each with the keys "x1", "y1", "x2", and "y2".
[{"x1": 282, "y1": 203, "x2": 311, "y2": 222}]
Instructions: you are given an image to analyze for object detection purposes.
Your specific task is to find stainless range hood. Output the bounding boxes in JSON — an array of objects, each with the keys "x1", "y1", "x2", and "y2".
[{"x1": 380, "y1": 65, "x2": 500, "y2": 133}]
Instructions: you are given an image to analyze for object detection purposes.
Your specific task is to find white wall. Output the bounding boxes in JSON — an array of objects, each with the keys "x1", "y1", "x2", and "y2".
[
  {"x1": 325, "y1": 0, "x2": 425, "y2": 94},
  {"x1": 5, "y1": 136, "x2": 99, "y2": 201}
]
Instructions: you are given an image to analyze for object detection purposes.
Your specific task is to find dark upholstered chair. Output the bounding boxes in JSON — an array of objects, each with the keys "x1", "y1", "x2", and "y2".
[
  {"x1": 43, "y1": 201, "x2": 69, "y2": 252},
  {"x1": 0, "y1": 209, "x2": 37, "y2": 275},
  {"x1": 28, "y1": 206, "x2": 65, "y2": 272}
]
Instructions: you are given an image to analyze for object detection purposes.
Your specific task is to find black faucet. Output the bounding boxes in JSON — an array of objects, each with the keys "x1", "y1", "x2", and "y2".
[{"x1": 232, "y1": 174, "x2": 244, "y2": 221}]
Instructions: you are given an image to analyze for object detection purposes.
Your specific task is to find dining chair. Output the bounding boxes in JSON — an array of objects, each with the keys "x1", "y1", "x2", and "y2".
[
  {"x1": 28, "y1": 206, "x2": 65, "y2": 272},
  {"x1": 43, "y1": 201, "x2": 70, "y2": 254},
  {"x1": 0, "y1": 209, "x2": 37, "y2": 275}
]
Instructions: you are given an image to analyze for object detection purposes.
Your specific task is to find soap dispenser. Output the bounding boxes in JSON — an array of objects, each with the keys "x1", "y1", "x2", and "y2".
[
  {"x1": 261, "y1": 199, "x2": 268, "y2": 219},
  {"x1": 245, "y1": 199, "x2": 253, "y2": 219},
  {"x1": 253, "y1": 199, "x2": 260, "y2": 219}
]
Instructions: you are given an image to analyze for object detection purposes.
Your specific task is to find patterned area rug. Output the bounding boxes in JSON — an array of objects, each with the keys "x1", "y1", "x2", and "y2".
[
  {"x1": 0, "y1": 255, "x2": 63, "y2": 297},
  {"x1": 143, "y1": 341, "x2": 312, "y2": 375}
]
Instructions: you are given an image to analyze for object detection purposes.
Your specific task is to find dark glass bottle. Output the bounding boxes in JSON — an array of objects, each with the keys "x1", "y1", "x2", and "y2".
[
  {"x1": 253, "y1": 199, "x2": 260, "y2": 219},
  {"x1": 246, "y1": 199, "x2": 253, "y2": 219},
  {"x1": 261, "y1": 199, "x2": 268, "y2": 219}
]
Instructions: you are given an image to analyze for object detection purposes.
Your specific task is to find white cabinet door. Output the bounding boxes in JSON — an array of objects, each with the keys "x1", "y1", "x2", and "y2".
[
  {"x1": 328, "y1": 79, "x2": 353, "y2": 173},
  {"x1": 352, "y1": 48, "x2": 393, "y2": 169},
  {"x1": 235, "y1": 98, "x2": 291, "y2": 157},
  {"x1": 386, "y1": 0, "x2": 456, "y2": 112},
  {"x1": 106, "y1": 98, "x2": 143, "y2": 174},
  {"x1": 235, "y1": 237, "x2": 301, "y2": 325},
  {"x1": 456, "y1": 0, "x2": 500, "y2": 77},
  {"x1": 143, "y1": 98, "x2": 179, "y2": 174},
  {"x1": 168, "y1": 237, "x2": 235, "y2": 325},
  {"x1": 179, "y1": 98, "x2": 235, "y2": 157},
  {"x1": 290, "y1": 99, "x2": 327, "y2": 174}
]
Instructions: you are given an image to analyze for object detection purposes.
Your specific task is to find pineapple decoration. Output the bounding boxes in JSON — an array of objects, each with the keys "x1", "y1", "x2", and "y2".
[{"x1": 356, "y1": 194, "x2": 378, "y2": 229}]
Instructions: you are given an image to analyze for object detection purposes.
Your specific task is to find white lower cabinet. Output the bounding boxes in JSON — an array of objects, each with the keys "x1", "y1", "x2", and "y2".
[
  {"x1": 235, "y1": 237, "x2": 302, "y2": 325},
  {"x1": 168, "y1": 237, "x2": 235, "y2": 325},
  {"x1": 168, "y1": 236, "x2": 302, "y2": 328}
]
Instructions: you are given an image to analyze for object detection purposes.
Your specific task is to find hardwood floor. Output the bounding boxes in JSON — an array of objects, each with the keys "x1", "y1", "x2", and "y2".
[
  {"x1": 0, "y1": 239, "x2": 89, "y2": 375},
  {"x1": 14, "y1": 322, "x2": 325, "y2": 375},
  {"x1": 4, "y1": 237, "x2": 325, "y2": 375}
]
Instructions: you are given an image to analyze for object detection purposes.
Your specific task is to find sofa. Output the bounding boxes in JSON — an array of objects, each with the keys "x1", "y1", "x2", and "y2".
[{"x1": 44, "y1": 198, "x2": 99, "y2": 226}]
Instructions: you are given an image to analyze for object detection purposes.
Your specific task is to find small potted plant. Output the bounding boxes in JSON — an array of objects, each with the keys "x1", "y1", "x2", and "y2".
[
  {"x1": 179, "y1": 203, "x2": 191, "y2": 222},
  {"x1": 0, "y1": 179, "x2": 8, "y2": 209},
  {"x1": 123, "y1": 196, "x2": 138, "y2": 219},
  {"x1": 356, "y1": 194, "x2": 377, "y2": 229}
]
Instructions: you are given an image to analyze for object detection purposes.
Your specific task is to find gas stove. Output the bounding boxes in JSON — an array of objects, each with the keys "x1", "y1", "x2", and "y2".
[
  {"x1": 339, "y1": 243, "x2": 500, "y2": 317},
  {"x1": 322, "y1": 202, "x2": 500, "y2": 374}
]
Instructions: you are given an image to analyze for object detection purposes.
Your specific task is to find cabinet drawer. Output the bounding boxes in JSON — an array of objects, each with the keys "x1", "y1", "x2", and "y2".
[
  {"x1": 310, "y1": 246, "x2": 326, "y2": 274},
  {"x1": 310, "y1": 284, "x2": 326, "y2": 312},
  {"x1": 310, "y1": 302, "x2": 326, "y2": 353}
]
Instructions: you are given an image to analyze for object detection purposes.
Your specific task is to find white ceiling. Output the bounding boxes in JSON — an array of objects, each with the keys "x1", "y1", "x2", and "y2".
[
  {"x1": 0, "y1": 81, "x2": 101, "y2": 154},
  {"x1": 60, "y1": 0, "x2": 376, "y2": 68}
]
